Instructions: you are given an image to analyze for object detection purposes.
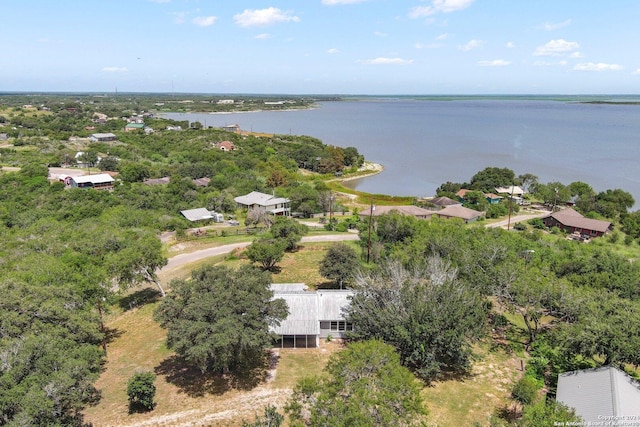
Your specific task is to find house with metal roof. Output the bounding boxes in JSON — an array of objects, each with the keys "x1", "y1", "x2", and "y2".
[
  {"x1": 234, "y1": 191, "x2": 291, "y2": 216},
  {"x1": 89, "y1": 133, "x2": 117, "y2": 142},
  {"x1": 270, "y1": 284, "x2": 353, "y2": 348},
  {"x1": 556, "y1": 366, "x2": 640, "y2": 423},
  {"x1": 358, "y1": 205, "x2": 436, "y2": 220},
  {"x1": 542, "y1": 208, "x2": 612, "y2": 238},
  {"x1": 70, "y1": 174, "x2": 115, "y2": 190}
]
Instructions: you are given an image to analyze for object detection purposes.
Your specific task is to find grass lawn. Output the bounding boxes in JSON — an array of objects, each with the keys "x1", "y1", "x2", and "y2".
[
  {"x1": 421, "y1": 344, "x2": 523, "y2": 427},
  {"x1": 85, "y1": 238, "x2": 524, "y2": 426}
]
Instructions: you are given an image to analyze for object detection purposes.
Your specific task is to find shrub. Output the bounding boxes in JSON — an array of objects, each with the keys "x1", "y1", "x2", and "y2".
[
  {"x1": 127, "y1": 371, "x2": 157, "y2": 412},
  {"x1": 512, "y1": 375, "x2": 539, "y2": 405}
]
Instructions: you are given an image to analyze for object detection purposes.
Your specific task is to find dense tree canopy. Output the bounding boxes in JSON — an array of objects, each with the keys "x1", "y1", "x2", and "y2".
[
  {"x1": 346, "y1": 259, "x2": 488, "y2": 381},
  {"x1": 154, "y1": 265, "x2": 288, "y2": 373},
  {"x1": 285, "y1": 340, "x2": 427, "y2": 427}
]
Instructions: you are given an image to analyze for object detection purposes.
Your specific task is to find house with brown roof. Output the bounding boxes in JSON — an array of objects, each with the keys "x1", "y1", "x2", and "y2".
[
  {"x1": 216, "y1": 140, "x2": 236, "y2": 151},
  {"x1": 435, "y1": 205, "x2": 485, "y2": 223},
  {"x1": 358, "y1": 205, "x2": 436, "y2": 220},
  {"x1": 542, "y1": 208, "x2": 612, "y2": 238}
]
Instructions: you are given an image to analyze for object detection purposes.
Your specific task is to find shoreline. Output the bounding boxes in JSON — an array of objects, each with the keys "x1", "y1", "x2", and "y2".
[{"x1": 338, "y1": 161, "x2": 384, "y2": 183}]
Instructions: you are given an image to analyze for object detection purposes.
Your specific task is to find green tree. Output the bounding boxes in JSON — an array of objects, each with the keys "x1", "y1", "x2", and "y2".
[
  {"x1": 319, "y1": 242, "x2": 359, "y2": 288},
  {"x1": 462, "y1": 190, "x2": 488, "y2": 211},
  {"x1": 520, "y1": 400, "x2": 581, "y2": 426},
  {"x1": 285, "y1": 340, "x2": 427, "y2": 427},
  {"x1": 269, "y1": 216, "x2": 307, "y2": 251},
  {"x1": 127, "y1": 371, "x2": 157, "y2": 412},
  {"x1": 346, "y1": 259, "x2": 488, "y2": 381},
  {"x1": 154, "y1": 265, "x2": 288, "y2": 373},
  {"x1": 469, "y1": 167, "x2": 515, "y2": 191},
  {"x1": 245, "y1": 238, "x2": 287, "y2": 271}
]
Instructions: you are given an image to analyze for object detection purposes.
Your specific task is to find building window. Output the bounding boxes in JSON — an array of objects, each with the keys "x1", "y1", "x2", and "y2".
[{"x1": 330, "y1": 321, "x2": 353, "y2": 332}]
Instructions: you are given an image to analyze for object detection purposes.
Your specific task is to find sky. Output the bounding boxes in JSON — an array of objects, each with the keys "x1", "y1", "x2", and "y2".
[{"x1": 2, "y1": 0, "x2": 640, "y2": 94}]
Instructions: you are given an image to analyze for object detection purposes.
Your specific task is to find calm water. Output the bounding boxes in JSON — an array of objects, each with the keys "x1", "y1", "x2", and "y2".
[{"x1": 164, "y1": 99, "x2": 640, "y2": 205}]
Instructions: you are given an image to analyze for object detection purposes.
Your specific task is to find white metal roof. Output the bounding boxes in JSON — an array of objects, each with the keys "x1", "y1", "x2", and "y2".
[
  {"x1": 234, "y1": 191, "x2": 290, "y2": 207},
  {"x1": 557, "y1": 366, "x2": 640, "y2": 423},
  {"x1": 180, "y1": 208, "x2": 213, "y2": 222},
  {"x1": 71, "y1": 174, "x2": 115, "y2": 184},
  {"x1": 270, "y1": 286, "x2": 353, "y2": 336}
]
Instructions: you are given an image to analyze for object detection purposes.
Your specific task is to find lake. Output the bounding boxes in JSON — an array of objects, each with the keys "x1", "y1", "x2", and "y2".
[{"x1": 163, "y1": 98, "x2": 640, "y2": 206}]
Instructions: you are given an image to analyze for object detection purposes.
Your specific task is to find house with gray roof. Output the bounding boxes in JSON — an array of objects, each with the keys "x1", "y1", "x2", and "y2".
[
  {"x1": 556, "y1": 366, "x2": 640, "y2": 423},
  {"x1": 70, "y1": 174, "x2": 115, "y2": 190},
  {"x1": 234, "y1": 191, "x2": 290, "y2": 216},
  {"x1": 542, "y1": 208, "x2": 611, "y2": 238},
  {"x1": 270, "y1": 284, "x2": 353, "y2": 348},
  {"x1": 89, "y1": 133, "x2": 117, "y2": 142}
]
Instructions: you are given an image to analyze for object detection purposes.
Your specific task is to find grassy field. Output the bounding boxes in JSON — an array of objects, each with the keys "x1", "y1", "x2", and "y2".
[{"x1": 85, "y1": 238, "x2": 524, "y2": 426}]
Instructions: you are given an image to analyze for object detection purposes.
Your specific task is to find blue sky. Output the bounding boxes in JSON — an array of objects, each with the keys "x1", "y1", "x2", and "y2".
[{"x1": 2, "y1": 0, "x2": 639, "y2": 94}]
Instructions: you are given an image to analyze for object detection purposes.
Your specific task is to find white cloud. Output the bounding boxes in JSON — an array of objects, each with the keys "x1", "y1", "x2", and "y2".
[
  {"x1": 415, "y1": 43, "x2": 425, "y2": 49},
  {"x1": 409, "y1": 0, "x2": 475, "y2": 18},
  {"x1": 436, "y1": 33, "x2": 450, "y2": 40},
  {"x1": 322, "y1": 0, "x2": 368, "y2": 4},
  {"x1": 506, "y1": 42, "x2": 515, "y2": 48},
  {"x1": 478, "y1": 59, "x2": 510, "y2": 67},
  {"x1": 192, "y1": 16, "x2": 217, "y2": 27},
  {"x1": 539, "y1": 19, "x2": 572, "y2": 31},
  {"x1": 102, "y1": 67, "x2": 128, "y2": 72},
  {"x1": 533, "y1": 39, "x2": 579, "y2": 56},
  {"x1": 327, "y1": 48, "x2": 340, "y2": 54},
  {"x1": 254, "y1": 33, "x2": 272, "y2": 40},
  {"x1": 360, "y1": 57, "x2": 414, "y2": 65},
  {"x1": 374, "y1": 31, "x2": 388, "y2": 37},
  {"x1": 568, "y1": 51, "x2": 583, "y2": 58},
  {"x1": 149, "y1": 0, "x2": 171, "y2": 3},
  {"x1": 634, "y1": 69, "x2": 640, "y2": 75},
  {"x1": 234, "y1": 7, "x2": 300, "y2": 27},
  {"x1": 459, "y1": 39, "x2": 483, "y2": 51},
  {"x1": 573, "y1": 62, "x2": 623, "y2": 71},
  {"x1": 172, "y1": 11, "x2": 188, "y2": 24}
]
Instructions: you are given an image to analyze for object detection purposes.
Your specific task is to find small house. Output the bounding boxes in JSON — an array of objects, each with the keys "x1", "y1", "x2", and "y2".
[
  {"x1": 89, "y1": 133, "x2": 117, "y2": 142},
  {"x1": 124, "y1": 123, "x2": 145, "y2": 132},
  {"x1": 70, "y1": 174, "x2": 115, "y2": 190}
]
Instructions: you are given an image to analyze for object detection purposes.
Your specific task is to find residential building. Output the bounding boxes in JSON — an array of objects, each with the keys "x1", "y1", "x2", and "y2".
[
  {"x1": 70, "y1": 174, "x2": 115, "y2": 190},
  {"x1": 435, "y1": 205, "x2": 485, "y2": 223},
  {"x1": 124, "y1": 123, "x2": 145, "y2": 132},
  {"x1": 542, "y1": 208, "x2": 611, "y2": 238},
  {"x1": 89, "y1": 133, "x2": 117, "y2": 142},
  {"x1": 234, "y1": 191, "x2": 291, "y2": 216},
  {"x1": 270, "y1": 284, "x2": 353, "y2": 348},
  {"x1": 358, "y1": 205, "x2": 436, "y2": 220}
]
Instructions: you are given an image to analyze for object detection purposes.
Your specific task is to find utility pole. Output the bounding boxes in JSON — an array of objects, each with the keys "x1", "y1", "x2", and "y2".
[
  {"x1": 367, "y1": 200, "x2": 375, "y2": 263},
  {"x1": 507, "y1": 185, "x2": 515, "y2": 231},
  {"x1": 329, "y1": 192, "x2": 334, "y2": 230}
]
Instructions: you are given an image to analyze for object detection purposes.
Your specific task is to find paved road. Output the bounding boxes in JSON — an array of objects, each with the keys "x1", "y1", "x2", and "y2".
[
  {"x1": 161, "y1": 233, "x2": 360, "y2": 273},
  {"x1": 486, "y1": 210, "x2": 551, "y2": 229}
]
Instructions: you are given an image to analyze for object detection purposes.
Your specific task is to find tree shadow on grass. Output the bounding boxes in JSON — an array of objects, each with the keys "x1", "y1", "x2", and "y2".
[
  {"x1": 118, "y1": 287, "x2": 162, "y2": 311},
  {"x1": 104, "y1": 326, "x2": 124, "y2": 345},
  {"x1": 154, "y1": 352, "x2": 269, "y2": 398}
]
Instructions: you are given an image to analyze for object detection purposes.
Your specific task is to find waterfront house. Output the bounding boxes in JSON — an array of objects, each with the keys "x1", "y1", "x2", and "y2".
[
  {"x1": 426, "y1": 196, "x2": 462, "y2": 209},
  {"x1": 216, "y1": 141, "x2": 236, "y2": 151},
  {"x1": 124, "y1": 123, "x2": 145, "y2": 132}
]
